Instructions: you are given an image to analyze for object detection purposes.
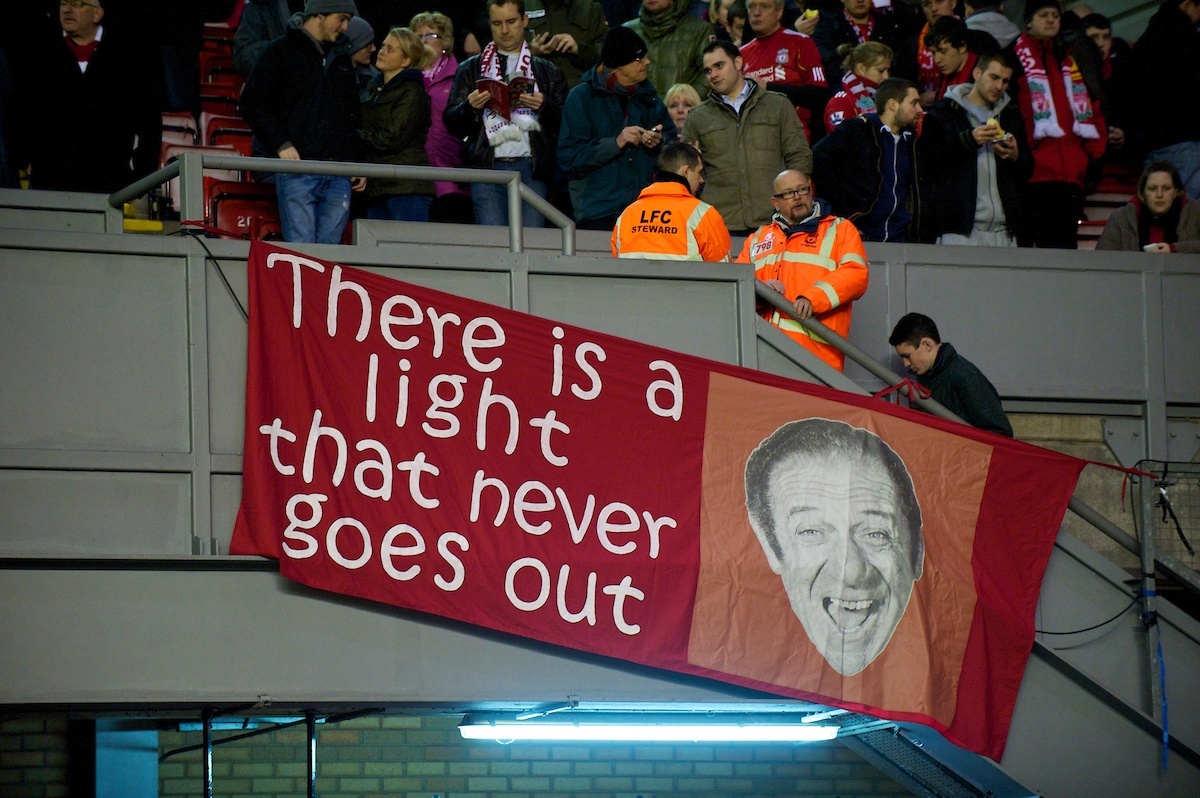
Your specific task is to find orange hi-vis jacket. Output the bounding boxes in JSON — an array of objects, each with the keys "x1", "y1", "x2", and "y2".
[
  {"x1": 736, "y1": 211, "x2": 869, "y2": 371},
  {"x1": 611, "y1": 180, "x2": 732, "y2": 262}
]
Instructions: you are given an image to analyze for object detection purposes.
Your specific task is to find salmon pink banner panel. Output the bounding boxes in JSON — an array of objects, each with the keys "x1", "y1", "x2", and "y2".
[{"x1": 231, "y1": 242, "x2": 1084, "y2": 758}]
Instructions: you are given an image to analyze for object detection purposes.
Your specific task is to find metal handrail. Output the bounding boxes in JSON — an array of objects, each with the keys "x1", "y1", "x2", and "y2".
[
  {"x1": 109, "y1": 153, "x2": 577, "y2": 256},
  {"x1": 753, "y1": 282, "x2": 1200, "y2": 598}
]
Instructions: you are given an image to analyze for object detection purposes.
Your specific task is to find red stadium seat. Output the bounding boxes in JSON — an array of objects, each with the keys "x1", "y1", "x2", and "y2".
[
  {"x1": 213, "y1": 195, "x2": 281, "y2": 240},
  {"x1": 206, "y1": 68, "x2": 245, "y2": 94},
  {"x1": 200, "y1": 52, "x2": 236, "y2": 85},
  {"x1": 161, "y1": 111, "x2": 197, "y2": 141},
  {"x1": 200, "y1": 85, "x2": 239, "y2": 117},
  {"x1": 205, "y1": 179, "x2": 275, "y2": 223},
  {"x1": 160, "y1": 144, "x2": 242, "y2": 213},
  {"x1": 211, "y1": 129, "x2": 254, "y2": 157},
  {"x1": 201, "y1": 112, "x2": 250, "y2": 144}
]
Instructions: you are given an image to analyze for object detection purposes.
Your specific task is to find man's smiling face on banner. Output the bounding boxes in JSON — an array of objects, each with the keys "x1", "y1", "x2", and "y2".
[{"x1": 746, "y1": 420, "x2": 923, "y2": 676}]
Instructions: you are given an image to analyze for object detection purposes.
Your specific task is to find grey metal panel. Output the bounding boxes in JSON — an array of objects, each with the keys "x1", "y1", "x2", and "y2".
[
  {"x1": 0, "y1": 247, "x2": 190, "y2": 452},
  {"x1": 205, "y1": 255, "x2": 250, "y2": 456},
  {"x1": 0, "y1": 187, "x2": 122, "y2": 233},
  {"x1": 1034, "y1": 532, "x2": 1200, "y2": 754},
  {"x1": 902, "y1": 262, "x2": 1146, "y2": 399},
  {"x1": 1163, "y1": 272, "x2": 1200, "y2": 403},
  {"x1": 842, "y1": 249, "x2": 894, "y2": 390},
  {"x1": 1002, "y1": 653, "x2": 1200, "y2": 797},
  {"x1": 210, "y1": 474, "x2": 242, "y2": 555},
  {"x1": 0, "y1": 471, "x2": 191, "y2": 556},
  {"x1": 0, "y1": 568, "x2": 750, "y2": 705},
  {"x1": 526, "y1": 264, "x2": 744, "y2": 364}
]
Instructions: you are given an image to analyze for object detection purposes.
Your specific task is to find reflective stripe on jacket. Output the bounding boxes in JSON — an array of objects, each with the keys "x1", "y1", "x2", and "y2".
[
  {"x1": 737, "y1": 212, "x2": 868, "y2": 371},
  {"x1": 611, "y1": 181, "x2": 731, "y2": 262}
]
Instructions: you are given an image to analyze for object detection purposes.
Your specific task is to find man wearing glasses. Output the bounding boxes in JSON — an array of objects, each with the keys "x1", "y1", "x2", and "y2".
[
  {"x1": 17, "y1": 0, "x2": 161, "y2": 192},
  {"x1": 736, "y1": 169, "x2": 868, "y2": 372}
]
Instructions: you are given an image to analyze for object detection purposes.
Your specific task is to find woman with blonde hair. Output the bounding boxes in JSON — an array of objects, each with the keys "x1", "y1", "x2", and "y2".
[
  {"x1": 410, "y1": 11, "x2": 472, "y2": 221},
  {"x1": 663, "y1": 83, "x2": 702, "y2": 139},
  {"x1": 823, "y1": 42, "x2": 892, "y2": 132},
  {"x1": 359, "y1": 27, "x2": 435, "y2": 222}
]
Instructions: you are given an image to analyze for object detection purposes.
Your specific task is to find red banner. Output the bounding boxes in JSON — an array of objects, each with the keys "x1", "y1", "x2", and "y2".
[{"x1": 232, "y1": 242, "x2": 1084, "y2": 758}]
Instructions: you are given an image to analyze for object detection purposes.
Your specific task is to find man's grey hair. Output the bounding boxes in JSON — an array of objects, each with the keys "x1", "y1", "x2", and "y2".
[{"x1": 745, "y1": 418, "x2": 924, "y2": 571}]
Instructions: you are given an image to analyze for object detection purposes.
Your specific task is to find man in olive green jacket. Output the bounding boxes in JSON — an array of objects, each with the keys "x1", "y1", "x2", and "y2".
[
  {"x1": 681, "y1": 40, "x2": 812, "y2": 234},
  {"x1": 623, "y1": 0, "x2": 714, "y2": 99}
]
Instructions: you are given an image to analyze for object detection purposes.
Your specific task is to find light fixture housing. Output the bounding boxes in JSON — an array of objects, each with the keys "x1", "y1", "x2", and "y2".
[{"x1": 458, "y1": 713, "x2": 838, "y2": 743}]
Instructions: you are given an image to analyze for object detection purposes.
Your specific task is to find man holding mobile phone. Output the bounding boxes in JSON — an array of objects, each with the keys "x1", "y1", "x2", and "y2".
[{"x1": 916, "y1": 50, "x2": 1031, "y2": 247}]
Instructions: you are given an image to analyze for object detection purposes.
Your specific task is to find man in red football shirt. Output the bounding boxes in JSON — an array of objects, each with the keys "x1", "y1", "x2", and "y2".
[{"x1": 739, "y1": 0, "x2": 828, "y2": 138}]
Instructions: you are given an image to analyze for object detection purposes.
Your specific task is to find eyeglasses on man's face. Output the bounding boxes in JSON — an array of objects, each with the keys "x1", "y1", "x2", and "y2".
[
  {"x1": 772, "y1": 185, "x2": 812, "y2": 200},
  {"x1": 60, "y1": 0, "x2": 100, "y2": 9}
]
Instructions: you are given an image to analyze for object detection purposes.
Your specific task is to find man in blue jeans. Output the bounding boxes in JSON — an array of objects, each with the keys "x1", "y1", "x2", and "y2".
[
  {"x1": 444, "y1": 0, "x2": 568, "y2": 228},
  {"x1": 241, "y1": 0, "x2": 364, "y2": 243}
]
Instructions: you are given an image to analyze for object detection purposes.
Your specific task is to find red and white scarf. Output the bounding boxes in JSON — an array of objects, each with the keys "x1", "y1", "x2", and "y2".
[
  {"x1": 844, "y1": 10, "x2": 874, "y2": 44},
  {"x1": 841, "y1": 71, "x2": 877, "y2": 116},
  {"x1": 1014, "y1": 35, "x2": 1099, "y2": 141},
  {"x1": 479, "y1": 40, "x2": 541, "y2": 146},
  {"x1": 917, "y1": 24, "x2": 938, "y2": 93}
]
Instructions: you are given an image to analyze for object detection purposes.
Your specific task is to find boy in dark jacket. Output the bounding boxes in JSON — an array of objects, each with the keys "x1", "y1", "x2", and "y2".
[{"x1": 890, "y1": 312, "x2": 1013, "y2": 437}]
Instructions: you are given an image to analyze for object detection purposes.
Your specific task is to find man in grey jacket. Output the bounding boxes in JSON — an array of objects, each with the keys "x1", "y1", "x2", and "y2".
[{"x1": 681, "y1": 40, "x2": 811, "y2": 235}]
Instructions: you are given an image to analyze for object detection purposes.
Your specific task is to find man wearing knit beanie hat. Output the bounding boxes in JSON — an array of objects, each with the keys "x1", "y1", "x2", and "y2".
[
  {"x1": 1021, "y1": 0, "x2": 1060, "y2": 27},
  {"x1": 557, "y1": 25, "x2": 675, "y2": 229},
  {"x1": 341, "y1": 16, "x2": 378, "y2": 102},
  {"x1": 600, "y1": 26, "x2": 649, "y2": 69},
  {"x1": 303, "y1": 0, "x2": 358, "y2": 18},
  {"x1": 241, "y1": 0, "x2": 363, "y2": 242}
]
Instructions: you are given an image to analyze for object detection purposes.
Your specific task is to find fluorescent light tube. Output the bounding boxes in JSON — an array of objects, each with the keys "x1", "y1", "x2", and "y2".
[{"x1": 459, "y1": 721, "x2": 837, "y2": 743}]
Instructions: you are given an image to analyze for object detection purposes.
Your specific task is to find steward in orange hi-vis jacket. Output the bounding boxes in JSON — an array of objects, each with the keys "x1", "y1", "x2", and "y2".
[
  {"x1": 738, "y1": 170, "x2": 868, "y2": 371},
  {"x1": 611, "y1": 141, "x2": 731, "y2": 262}
]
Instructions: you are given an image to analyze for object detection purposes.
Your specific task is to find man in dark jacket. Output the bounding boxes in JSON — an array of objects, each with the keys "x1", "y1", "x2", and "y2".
[
  {"x1": 234, "y1": 0, "x2": 305, "y2": 75},
  {"x1": 811, "y1": 77, "x2": 921, "y2": 242},
  {"x1": 1131, "y1": 0, "x2": 1200, "y2": 199},
  {"x1": 526, "y1": 0, "x2": 608, "y2": 89},
  {"x1": 917, "y1": 51, "x2": 1031, "y2": 246},
  {"x1": 240, "y1": 0, "x2": 362, "y2": 243},
  {"x1": 17, "y1": 0, "x2": 162, "y2": 193},
  {"x1": 889, "y1": 312, "x2": 1013, "y2": 437},
  {"x1": 444, "y1": 0, "x2": 568, "y2": 227},
  {"x1": 558, "y1": 26, "x2": 675, "y2": 230}
]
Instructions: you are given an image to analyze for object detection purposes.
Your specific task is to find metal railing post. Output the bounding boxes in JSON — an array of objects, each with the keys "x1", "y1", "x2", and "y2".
[
  {"x1": 507, "y1": 173, "x2": 524, "y2": 253},
  {"x1": 1138, "y1": 469, "x2": 1164, "y2": 724},
  {"x1": 178, "y1": 151, "x2": 206, "y2": 224}
]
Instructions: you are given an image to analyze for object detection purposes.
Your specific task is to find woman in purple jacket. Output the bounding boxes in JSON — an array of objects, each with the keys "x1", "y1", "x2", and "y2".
[{"x1": 411, "y1": 11, "x2": 473, "y2": 222}]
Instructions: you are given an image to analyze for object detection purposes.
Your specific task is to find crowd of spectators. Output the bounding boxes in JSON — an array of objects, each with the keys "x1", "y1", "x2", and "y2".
[{"x1": 1, "y1": 0, "x2": 1197, "y2": 252}]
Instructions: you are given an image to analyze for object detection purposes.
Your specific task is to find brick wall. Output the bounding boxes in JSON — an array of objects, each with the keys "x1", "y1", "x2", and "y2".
[
  {"x1": 0, "y1": 717, "x2": 70, "y2": 798},
  {"x1": 158, "y1": 715, "x2": 906, "y2": 798}
]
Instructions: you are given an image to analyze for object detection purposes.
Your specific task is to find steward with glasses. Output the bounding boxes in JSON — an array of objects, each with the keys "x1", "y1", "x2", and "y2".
[{"x1": 737, "y1": 169, "x2": 869, "y2": 372}]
